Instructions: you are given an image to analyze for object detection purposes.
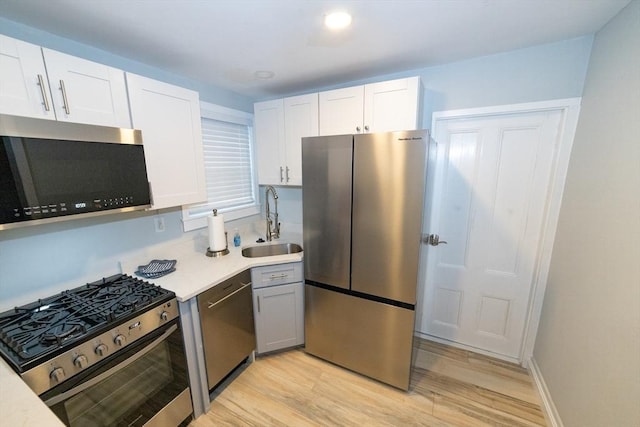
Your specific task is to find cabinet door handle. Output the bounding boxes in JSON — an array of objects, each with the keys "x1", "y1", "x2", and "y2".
[
  {"x1": 279, "y1": 166, "x2": 284, "y2": 183},
  {"x1": 257, "y1": 295, "x2": 261, "y2": 313},
  {"x1": 356, "y1": 126, "x2": 361, "y2": 133},
  {"x1": 59, "y1": 80, "x2": 70, "y2": 115},
  {"x1": 37, "y1": 74, "x2": 50, "y2": 112},
  {"x1": 285, "y1": 166, "x2": 290, "y2": 183},
  {"x1": 364, "y1": 125, "x2": 369, "y2": 132}
]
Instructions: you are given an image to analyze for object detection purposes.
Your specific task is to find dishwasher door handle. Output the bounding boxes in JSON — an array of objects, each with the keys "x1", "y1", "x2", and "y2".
[{"x1": 207, "y1": 282, "x2": 252, "y2": 309}]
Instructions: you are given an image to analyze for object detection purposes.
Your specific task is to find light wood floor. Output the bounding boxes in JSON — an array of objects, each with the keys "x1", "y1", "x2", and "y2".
[{"x1": 190, "y1": 338, "x2": 546, "y2": 426}]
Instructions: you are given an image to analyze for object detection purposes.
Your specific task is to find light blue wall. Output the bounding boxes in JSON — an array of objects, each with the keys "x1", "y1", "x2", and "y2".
[
  {"x1": 268, "y1": 35, "x2": 594, "y2": 228},
  {"x1": 417, "y1": 35, "x2": 592, "y2": 124},
  {"x1": 0, "y1": 20, "x2": 593, "y2": 310},
  {"x1": 0, "y1": 209, "x2": 184, "y2": 309},
  {"x1": 266, "y1": 36, "x2": 593, "y2": 127},
  {"x1": 534, "y1": 1, "x2": 640, "y2": 425},
  {"x1": 0, "y1": 17, "x2": 254, "y2": 112}
]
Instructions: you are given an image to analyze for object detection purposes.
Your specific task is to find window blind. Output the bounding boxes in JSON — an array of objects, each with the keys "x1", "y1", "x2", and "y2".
[{"x1": 188, "y1": 117, "x2": 256, "y2": 217}]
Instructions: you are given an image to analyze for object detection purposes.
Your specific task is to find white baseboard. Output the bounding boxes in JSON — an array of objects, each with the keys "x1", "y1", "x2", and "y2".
[{"x1": 528, "y1": 357, "x2": 564, "y2": 427}]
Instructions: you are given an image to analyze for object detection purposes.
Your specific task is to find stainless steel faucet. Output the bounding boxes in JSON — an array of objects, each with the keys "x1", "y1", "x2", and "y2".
[{"x1": 265, "y1": 185, "x2": 280, "y2": 241}]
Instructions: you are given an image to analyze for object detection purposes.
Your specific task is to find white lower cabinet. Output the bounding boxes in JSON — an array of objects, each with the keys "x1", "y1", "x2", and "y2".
[{"x1": 251, "y1": 262, "x2": 304, "y2": 354}]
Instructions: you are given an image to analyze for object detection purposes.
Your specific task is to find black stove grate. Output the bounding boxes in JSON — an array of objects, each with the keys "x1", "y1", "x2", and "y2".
[{"x1": 0, "y1": 274, "x2": 173, "y2": 366}]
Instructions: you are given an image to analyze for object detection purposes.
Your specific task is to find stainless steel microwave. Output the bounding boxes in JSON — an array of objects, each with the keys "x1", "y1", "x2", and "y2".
[{"x1": 0, "y1": 114, "x2": 151, "y2": 230}]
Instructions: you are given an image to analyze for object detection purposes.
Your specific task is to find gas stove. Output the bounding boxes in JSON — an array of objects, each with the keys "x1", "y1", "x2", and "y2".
[{"x1": 0, "y1": 274, "x2": 179, "y2": 395}]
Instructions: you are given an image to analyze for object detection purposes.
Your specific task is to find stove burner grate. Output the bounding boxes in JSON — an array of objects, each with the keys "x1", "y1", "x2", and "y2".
[{"x1": 0, "y1": 274, "x2": 172, "y2": 363}]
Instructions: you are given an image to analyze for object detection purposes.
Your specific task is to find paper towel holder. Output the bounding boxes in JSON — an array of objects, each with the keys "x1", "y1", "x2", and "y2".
[{"x1": 206, "y1": 209, "x2": 230, "y2": 257}]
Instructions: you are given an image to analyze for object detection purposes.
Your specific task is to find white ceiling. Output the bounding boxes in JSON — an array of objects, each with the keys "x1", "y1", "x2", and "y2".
[{"x1": 0, "y1": 0, "x2": 631, "y2": 99}]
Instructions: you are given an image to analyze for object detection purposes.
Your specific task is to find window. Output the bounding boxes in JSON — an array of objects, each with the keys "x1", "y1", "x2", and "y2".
[{"x1": 182, "y1": 102, "x2": 258, "y2": 231}]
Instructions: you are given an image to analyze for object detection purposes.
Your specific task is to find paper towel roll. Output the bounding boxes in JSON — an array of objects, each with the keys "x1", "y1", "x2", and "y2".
[{"x1": 207, "y1": 213, "x2": 226, "y2": 251}]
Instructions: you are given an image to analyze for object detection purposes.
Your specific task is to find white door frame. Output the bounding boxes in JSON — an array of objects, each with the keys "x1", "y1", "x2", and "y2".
[{"x1": 424, "y1": 98, "x2": 581, "y2": 364}]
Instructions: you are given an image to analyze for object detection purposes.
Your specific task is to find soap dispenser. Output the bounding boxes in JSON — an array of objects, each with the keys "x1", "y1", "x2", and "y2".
[{"x1": 233, "y1": 228, "x2": 241, "y2": 247}]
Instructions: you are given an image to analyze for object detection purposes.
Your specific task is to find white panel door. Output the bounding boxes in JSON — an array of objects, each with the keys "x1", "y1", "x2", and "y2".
[
  {"x1": 419, "y1": 110, "x2": 562, "y2": 359},
  {"x1": 0, "y1": 35, "x2": 55, "y2": 120},
  {"x1": 126, "y1": 73, "x2": 206, "y2": 209},
  {"x1": 318, "y1": 85, "x2": 364, "y2": 135},
  {"x1": 254, "y1": 99, "x2": 285, "y2": 185},
  {"x1": 364, "y1": 76, "x2": 420, "y2": 133},
  {"x1": 284, "y1": 93, "x2": 318, "y2": 185},
  {"x1": 43, "y1": 48, "x2": 130, "y2": 128}
]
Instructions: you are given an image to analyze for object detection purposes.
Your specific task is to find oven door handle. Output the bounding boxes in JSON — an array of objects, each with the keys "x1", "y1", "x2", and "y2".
[{"x1": 44, "y1": 323, "x2": 178, "y2": 407}]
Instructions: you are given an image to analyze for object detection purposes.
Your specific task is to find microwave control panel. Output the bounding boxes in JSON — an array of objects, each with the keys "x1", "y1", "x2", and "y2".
[{"x1": 2, "y1": 196, "x2": 142, "y2": 227}]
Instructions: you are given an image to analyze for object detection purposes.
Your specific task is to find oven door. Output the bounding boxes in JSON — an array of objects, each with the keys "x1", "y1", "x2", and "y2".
[{"x1": 41, "y1": 321, "x2": 192, "y2": 427}]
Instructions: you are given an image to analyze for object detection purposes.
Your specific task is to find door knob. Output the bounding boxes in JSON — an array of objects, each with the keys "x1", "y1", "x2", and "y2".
[{"x1": 425, "y1": 234, "x2": 447, "y2": 246}]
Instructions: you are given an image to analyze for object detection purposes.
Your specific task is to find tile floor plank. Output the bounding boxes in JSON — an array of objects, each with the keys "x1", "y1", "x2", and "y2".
[{"x1": 190, "y1": 338, "x2": 546, "y2": 426}]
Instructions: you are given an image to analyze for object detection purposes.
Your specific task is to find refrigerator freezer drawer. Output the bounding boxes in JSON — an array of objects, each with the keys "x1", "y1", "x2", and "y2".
[{"x1": 304, "y1": 284, "x2": 415, "y2": 390}]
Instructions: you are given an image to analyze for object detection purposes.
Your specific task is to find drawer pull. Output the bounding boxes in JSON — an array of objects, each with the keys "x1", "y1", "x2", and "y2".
[{"x1": 269, "y1": 274, "x2": 288, "y2": 280}]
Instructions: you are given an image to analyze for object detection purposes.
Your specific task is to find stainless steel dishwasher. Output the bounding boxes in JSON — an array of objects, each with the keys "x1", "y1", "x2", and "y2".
[{"x1": 198, "y1": 269, "x2": 255, "y2": 391}]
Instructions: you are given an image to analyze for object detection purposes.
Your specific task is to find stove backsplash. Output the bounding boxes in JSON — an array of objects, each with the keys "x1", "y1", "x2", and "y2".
[
  {"x1": 0, "y1": 209, "x2": 186, "y2": 312},
  {"x1": 0, "y1": 188, "x2": 304, "y2": 312}
]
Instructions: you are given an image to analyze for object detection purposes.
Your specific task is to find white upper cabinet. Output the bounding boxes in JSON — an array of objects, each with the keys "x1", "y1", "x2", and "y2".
[
  {"x1": 254, "y1": 93, "x2": 318, "y2": 186},
  {"x1": 283, "y1": 93, "x2": 318, "y2": 185},
  {"x1": 318, "y1": 85, "x2": 364, "y2": 136},
  {"x1": 43, "y1": 48, "x2": 131, "y2": 128},
  {"x1": 363, "y1": 77, "x2": 421, "y2": 133},
  {"x1": 126, "y1": 73, "x2": 207, "y2": 210},
  {"x1": 0, "y1": 34, "x2": 130, "y2": 127},
  {"x1": 0, "y1": 35, "x2": 56, "y2": 120},
  {"x1": 319, "y1": 76, "x2": 421, "y2": 135},
  {"x1": 254, "y1": 99, "x2": 285, "y2": 186}
]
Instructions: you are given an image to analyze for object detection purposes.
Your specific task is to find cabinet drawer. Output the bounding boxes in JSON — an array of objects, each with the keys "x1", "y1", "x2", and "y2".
[{"x1": 251, "y1": 262, "x2": 303, "y2": 289}]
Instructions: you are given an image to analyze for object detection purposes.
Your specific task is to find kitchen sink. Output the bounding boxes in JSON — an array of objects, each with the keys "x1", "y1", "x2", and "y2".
[{"x1": 241, "y1": 243, "x2": 303, "y2": 258}]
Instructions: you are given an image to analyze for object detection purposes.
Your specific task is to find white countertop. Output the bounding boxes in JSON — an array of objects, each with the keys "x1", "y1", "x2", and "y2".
[
  {"x1": 120, "y1": 232, "x2": 303, "y2": 301},
  {"x1": 1, "y1": 231, "x2": 302, "y2": 425},
  {"x1": 0, "y1": 358, "x2": 65, "y2": 427}
]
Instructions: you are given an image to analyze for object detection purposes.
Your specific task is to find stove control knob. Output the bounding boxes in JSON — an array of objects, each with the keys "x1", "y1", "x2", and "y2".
[
  {"x1": 95, "y1": 343, "x2": 108, "y2": 357},
  {"x1": 114, "y1": 334, "x2": 126, "y2": 347},
  {"x1": 50, "y1": 367, "x2": 66, "y2": 383},
  {"x1": 74, "y1": 354, "x2": 89, "y2": 369},
  {"x1": 160, "y1": 311, "x2": 169, "y2": 321}
]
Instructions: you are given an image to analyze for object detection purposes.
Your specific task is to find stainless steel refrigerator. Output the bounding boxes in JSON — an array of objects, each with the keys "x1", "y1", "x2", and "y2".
[{"x1": 302, "y1": 130, "x2": 429, "y2": 390}]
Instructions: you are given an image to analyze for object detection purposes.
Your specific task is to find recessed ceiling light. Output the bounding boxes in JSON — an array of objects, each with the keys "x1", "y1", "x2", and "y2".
[
  {"x1": 254, "y1": 70, "x2": 275, "y2": 80},
  {"x1": 324, "y1": 11, "x2": 352, "y2": 30}
]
